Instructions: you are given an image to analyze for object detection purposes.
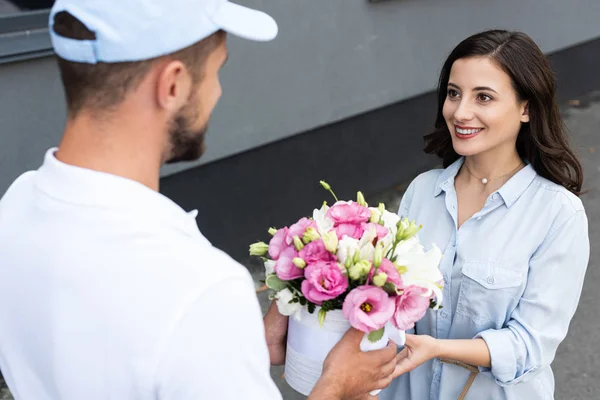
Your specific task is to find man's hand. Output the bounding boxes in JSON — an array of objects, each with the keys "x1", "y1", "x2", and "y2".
[
  {"x1": 263, "y1": 301, "x2": 288, "y2": 365},
  {"x1": 309, "y1": 328, "x2": 401, "y2": 400},
  {"x1": 394, "y1": 334, "x2": 440, "y2": 376}
]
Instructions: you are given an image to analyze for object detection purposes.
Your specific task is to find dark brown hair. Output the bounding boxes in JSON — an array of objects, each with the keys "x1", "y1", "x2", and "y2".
[
  {"x1": 52, "y1": 12, "x2": 225, "y2": 117},
  {"x1": 424, "y1": 30, "x2": 583, "y2": 195}
]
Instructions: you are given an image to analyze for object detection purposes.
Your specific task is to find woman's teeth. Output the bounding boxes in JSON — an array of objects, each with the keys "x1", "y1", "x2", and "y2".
[{"x1": 456, "y1": 127, "x2": 483, "y2": 135}]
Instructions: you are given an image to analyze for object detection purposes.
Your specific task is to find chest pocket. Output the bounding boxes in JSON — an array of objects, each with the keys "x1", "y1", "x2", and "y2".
[{"x1": 455, "y1": 260, "x2": 526, "y2": 325}]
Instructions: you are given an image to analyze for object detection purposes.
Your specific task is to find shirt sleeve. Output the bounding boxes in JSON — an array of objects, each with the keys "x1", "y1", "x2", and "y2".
[
  {"x1": 475, "y1": 209, "x2": 589, "y2": 386},
  {"x1": 154, "y1": 276, "x2": 282, "y2": 400},
  {"x1": 398, "y1": 179, "x2": 416, "y2": 218}
]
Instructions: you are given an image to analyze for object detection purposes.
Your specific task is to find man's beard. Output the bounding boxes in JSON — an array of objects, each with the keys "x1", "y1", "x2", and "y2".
[{"x1": 165, "y1": 101, "x2": 208, "y2": 164}]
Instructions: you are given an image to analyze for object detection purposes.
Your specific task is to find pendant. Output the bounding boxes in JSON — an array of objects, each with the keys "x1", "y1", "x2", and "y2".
[{"x1": 481, "y1": 178, "x2": 488, "y2": 184}]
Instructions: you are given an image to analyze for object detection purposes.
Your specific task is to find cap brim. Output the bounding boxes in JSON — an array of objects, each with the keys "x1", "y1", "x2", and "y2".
[{"x1": 211, "y1": 1, "x2": 278, "y2": 42}]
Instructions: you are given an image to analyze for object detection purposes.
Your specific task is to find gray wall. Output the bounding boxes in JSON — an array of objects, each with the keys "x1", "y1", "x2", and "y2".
[{"x1": 1, "y1": 0, "x2": 600, "y2": 193}]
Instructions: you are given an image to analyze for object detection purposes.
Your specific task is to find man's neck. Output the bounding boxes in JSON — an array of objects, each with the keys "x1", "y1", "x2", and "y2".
[{"x1": 56, "y1": 112, "x2": 164, "y2": 192}]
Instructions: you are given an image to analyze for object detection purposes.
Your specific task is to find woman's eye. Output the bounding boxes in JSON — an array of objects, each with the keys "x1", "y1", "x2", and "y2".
[
  {"x1": 447, "y1": 89, "x2": 459, "y2": 98},
  {"x1": 477, "y1": 93, "x2": 492, "y2": 102}
]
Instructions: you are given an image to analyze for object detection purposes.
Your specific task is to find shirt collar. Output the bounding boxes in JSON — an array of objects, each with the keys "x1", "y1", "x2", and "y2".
[
  {"x1": 496, "y1": 163, "x2": 537, "y2": 207},
  {"x1": 434, "y1": 157, "x2": 464, "y2": 197},
  {"x1": 34, "y1": 148, "x2": 207, "y2": 241},
  {"x1": 433, "y1": 156, "x2": 538, "y2": 208}
]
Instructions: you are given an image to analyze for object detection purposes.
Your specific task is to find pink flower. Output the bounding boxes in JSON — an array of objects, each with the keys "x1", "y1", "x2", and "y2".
[
  {"x1": 274, "y1": 246, "x2": 304, "y2": 281},
  {"x1": 299, "y1": 239, "x2": 335, "y2": 264},
  {"x1": 392, "y1": 285, "x2": 430, "y2": 330},
  {"x1": 342, "y1": 286, "x2": 395, "y2": 333},
  {"x1": 369, "y1": 258, "x2": 403, "y2": 289},
  {"x1": 286, "y1": 218, "x2": 317, "y2": 245},
  {"x1": 327, "y1": 201, "x2": 371, "y2": 225},
  {"x1": 335, "y1": 223, "x2": 365, "y2": 240},
  {"x1": 269, "y1": 227, "x2": 289, "y2": 260},
  {"x1": 301, "y1": 261, "x2": 348, "y2": 305},
  {"x1": 362, "y1": 222, "x2": 389, "y2": 240}
]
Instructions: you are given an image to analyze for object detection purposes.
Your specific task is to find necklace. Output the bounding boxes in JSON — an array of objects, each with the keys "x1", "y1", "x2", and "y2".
[{"x1": 463, "y1": 161, "x2": 524, "y2": 185}]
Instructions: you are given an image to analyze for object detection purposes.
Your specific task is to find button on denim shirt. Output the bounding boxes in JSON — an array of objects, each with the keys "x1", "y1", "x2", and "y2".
[{"x1": 380, "y1": 157, "x2": 589, "y2": 400}]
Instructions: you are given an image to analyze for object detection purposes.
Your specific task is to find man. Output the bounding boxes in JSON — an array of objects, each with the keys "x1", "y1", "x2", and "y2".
[{"x1": 0, "y1": 0, "x2": 402, "y2": 399}]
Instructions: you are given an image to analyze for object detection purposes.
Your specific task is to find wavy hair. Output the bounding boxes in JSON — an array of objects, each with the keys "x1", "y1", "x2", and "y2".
[{"x1": 423, "y1": 30, "x2": 583, "y2": 195}]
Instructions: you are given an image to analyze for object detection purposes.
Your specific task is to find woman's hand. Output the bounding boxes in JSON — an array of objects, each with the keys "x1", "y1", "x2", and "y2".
[
  {"x1": 394, "y1": 334, "x2": 441, "y2": 376},
  {"x1": 395, "y1": 334, "x2": 490, "y2": 376}
]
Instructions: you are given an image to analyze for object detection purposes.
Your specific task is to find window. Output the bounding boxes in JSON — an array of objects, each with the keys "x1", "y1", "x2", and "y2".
[{"x1": 0, "y1": 0, "x2": 55, "y2": 64}]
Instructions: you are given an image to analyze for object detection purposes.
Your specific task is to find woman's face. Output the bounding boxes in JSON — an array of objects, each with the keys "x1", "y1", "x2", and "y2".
[{"x1": 442, "y1": 56, "x2": 530, "y2": 158}]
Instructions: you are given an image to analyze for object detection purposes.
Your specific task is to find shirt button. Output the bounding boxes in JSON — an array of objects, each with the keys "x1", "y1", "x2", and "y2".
[
  {"x1": 492, "y1": 194, "x2": 499, "y2": 200},
  {"x1": 440, "y1": 311, "x2": 448, "y2": 318},
  {"x1": 487, "y1": 277, "x2": 494, "y2": 284}
]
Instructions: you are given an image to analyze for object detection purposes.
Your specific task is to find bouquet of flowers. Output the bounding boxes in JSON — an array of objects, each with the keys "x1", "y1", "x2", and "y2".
[{"x1": 250, "y1": 181, "x2": 444, "y2": 395}]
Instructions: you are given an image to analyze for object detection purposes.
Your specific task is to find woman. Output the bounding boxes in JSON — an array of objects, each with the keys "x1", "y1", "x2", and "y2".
[{"x1": 380, "y1": 30, "x2": 590, "y2": 400}]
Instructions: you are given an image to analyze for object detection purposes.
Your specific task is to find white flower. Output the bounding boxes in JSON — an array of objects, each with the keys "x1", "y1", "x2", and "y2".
[
  {"x1": 313, "y1": 203, "x2": 334, "y2": 236},
  {"x1": 381, "y1": 210, "x2": 401, "y2": 231},
  {"x1": 359, "y1": 224, "x2": 378, "y2": 248},
  {"x1": 396, "y1": 243, "x2": 444, "y2": 308},
  {"x1": 337, "y1": 236, "x2": 360, "y2": 266},
  {"x1": 275, "y1": 288, "x2": 302, "y2": 320},
  {"x1": 264, "y1": 260, "x2": 276, "y2": 275},
  {"x1": 392, "y1": 236, "x2": 424, "y2": 260},
  {"x1": 359, "y1": 242, "x2": 375, "y2": 262}
]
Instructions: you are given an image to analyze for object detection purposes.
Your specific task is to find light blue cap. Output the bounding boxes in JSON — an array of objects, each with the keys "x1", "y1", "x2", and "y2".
[{"x1": 49, "y1": 0, "x2": 278, "y2": 64}]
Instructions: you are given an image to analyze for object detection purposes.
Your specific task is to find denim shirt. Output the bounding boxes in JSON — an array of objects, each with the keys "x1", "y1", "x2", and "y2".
[{"x1": 380, "y1": 157, "x2": 589, "y2": 400}]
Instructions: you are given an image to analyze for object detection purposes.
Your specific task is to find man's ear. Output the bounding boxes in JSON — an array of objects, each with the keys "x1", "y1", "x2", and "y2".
[{"x1": 156, "y1": 60, "x2": 192, "y2": 113}]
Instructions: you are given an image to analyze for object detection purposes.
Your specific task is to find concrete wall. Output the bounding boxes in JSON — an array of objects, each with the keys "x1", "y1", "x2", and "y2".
[{"x1": 1, "y1": 0, "x2": 600, "y2": 193}]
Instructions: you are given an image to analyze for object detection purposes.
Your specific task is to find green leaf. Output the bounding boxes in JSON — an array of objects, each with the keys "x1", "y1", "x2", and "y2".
[
  {"x1": 318, "y1": 309, "x2": 327, "y2": 327},
  {"x1": 265, "y1": 274, "x2": 287, "y2": 291},
  {"x1": 307, "y1": 302, "x2": 316, "y2": 314},
  {"x1": 367, "y1": 328, "x2": 385, "y2": 343},
  {"x1": 382, "y1": 282, "x2": 397, "y2": 295}
]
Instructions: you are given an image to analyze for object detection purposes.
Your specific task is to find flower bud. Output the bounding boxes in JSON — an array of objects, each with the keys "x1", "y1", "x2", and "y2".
[
  {"x1": 349, "y1": 260, "x2": 371, "y2": 280},
  {"x1": 373, "y1": 272, "x2": 388, "y2": 287},
  {"x1": 302, "y1": 227, "x2": 321, "y2": 244},
  {"x1": 292, "y1": 257, "x2": 307, "y2": 269},
  {"x1": 293, "y1": 236, "x2": 305, "y2": 251},
  {"x1": 249, "y1": 241, "x2": 269, "y2": 256},
  {"x1": 357, "y1": 191, "x2": 367, "y2": 206},
  {"x1": 319, "y1": 180, "x2": 331, "y2": 191},
  {"x1": 353, "y1": 249, "x2": 361, "y2": 264},
  {"x1": 398, "y1": 220, "x2": 421, "y2": 241},
  {"x1": 268, "y1": 227, "x2": 278, "y2": 236},
  {"x1": 344, "y1": 254, "x2": 353, "y2": 269},
  {"x1": 322, "y1": 231, "x2": 339, "y2": 254},
  {"x1": 395, "y1": 264, "x2": 408, "y2": 275},
  {"x1": 370, "y1": 208, "x2": 382, "y2": 223},
  {"x1": 373, "y1": 242, "x2": 384, "y2": 268}
]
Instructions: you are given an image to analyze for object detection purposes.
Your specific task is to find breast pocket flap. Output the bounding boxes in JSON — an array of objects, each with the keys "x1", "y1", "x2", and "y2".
[{"x1": 462, "y1": 261, "x2": 525, "y2": 290}]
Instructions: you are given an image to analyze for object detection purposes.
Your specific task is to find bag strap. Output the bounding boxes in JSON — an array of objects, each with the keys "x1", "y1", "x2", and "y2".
[{"x1": 439, "y1": 359, "x2": 479, "y2": 400}]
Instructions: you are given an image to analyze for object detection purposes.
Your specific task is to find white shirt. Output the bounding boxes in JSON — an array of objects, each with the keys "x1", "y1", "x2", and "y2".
[{"x1": 0, "y1": 149, "x2": 282, "y2": 400}]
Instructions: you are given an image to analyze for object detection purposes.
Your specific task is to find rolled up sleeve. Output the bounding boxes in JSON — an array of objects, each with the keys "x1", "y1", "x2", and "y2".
[{"x1": 475, "y1": 209, "x2": 589, "y2": 386}]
